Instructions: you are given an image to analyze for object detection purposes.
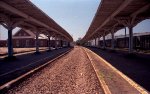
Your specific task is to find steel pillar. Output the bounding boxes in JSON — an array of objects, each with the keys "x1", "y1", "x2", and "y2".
[
  {"x1": 125, "y1": 27, "x2": 127, "y2": 48},
  {"x1": 8, "y1": 28, "x2": 13, "y2": 57},
  {"x1": 111, "y1": 30, "x2": 115, "y2": 50},
  {"x1": 128, "y1": 26, "x2": 133, "y2": 53},
  {"x1": 35, "y1": 32, "x2": 39, "y2": 53},
  {"x1": 48, "y1": 36, "x2": 51, "y2": 51},
  {"x1": 103, "y1": 35, "x2": 105, "y2": 49},
  {"x1": 60, "y1": 40, "x2": 63, "y2": 48},
  {"x1": 95, "y1": 38, "x2": 97, "y2": 47},
  {"x1": 55, "y1": 37, "x2": 57, "y2": 49}
]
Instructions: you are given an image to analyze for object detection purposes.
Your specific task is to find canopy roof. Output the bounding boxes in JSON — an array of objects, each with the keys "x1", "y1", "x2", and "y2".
[
  {"x1": 0, "y1": 0, "x2": 73, "y2": 41},
  {"x1": 83, "y1": 0, "x2": 150, "y2": 41}
]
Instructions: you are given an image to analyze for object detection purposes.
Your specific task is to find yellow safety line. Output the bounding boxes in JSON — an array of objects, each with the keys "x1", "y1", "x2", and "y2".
[
  {"x1": 83, "y1": 48, "x2": 111, "y2": 94},
  {"x1": 85, "y1": 47, "x2": 149, "y2": 94}
]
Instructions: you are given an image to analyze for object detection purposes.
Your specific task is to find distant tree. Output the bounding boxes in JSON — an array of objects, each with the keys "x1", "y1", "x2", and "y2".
[{"x1": 76, "y1": 37, "x2": 82, "y2": 45}]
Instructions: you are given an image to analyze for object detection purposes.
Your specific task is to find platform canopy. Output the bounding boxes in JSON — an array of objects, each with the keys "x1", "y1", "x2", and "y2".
[
  {"x1": 0, "y1": 0, "x2": 73, "y2": 42},
  {"x1": 82, "y1": 0, "x2": 150, "y2": 41}
]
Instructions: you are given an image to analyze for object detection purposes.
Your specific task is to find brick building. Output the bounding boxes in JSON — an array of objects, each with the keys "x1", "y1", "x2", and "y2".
[{"x1": 12, "y1": 29, "x2": 48, "y2": 48}]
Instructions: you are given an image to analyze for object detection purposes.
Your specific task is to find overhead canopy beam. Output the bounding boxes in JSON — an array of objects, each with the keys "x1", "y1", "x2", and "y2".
[
  {"x1": 86, "y1": 0, "x2": 133, "y2": 40},
  {"x1": 0, "y1": 1, "x2": 71, "y2": 41},
  {"x1": 131, "y1": 4, "x2": 150, "y2": 17}
]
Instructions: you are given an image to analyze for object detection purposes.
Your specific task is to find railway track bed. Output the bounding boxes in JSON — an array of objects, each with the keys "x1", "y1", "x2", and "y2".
[{"x1": 0, "y1": 46, "x2": 149, "y2": 94}]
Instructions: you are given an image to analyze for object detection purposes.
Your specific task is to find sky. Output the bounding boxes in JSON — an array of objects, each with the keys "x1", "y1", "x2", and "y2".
[{"x1": 0, "y1": 0, "x2": 150, "y2": 41}]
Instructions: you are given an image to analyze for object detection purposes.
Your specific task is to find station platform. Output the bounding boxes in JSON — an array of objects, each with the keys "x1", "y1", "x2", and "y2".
[
  {"x1": 0, "y1": 47, "x2": 71, "y2": 86},
  {"x1": 88, "y1": 47, "x2": 150, "y2": 91}
]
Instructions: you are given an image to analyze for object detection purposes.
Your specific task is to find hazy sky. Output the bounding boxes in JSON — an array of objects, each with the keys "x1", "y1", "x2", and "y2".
[
  {"x1": 0, "y1": 0, "x2": 150, "y2": 41},
  {"x1": 30, "y1": 0, "x2": 100, "y2": 40}
]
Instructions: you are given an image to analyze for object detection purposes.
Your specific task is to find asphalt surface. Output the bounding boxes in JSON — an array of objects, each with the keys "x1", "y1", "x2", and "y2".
[
  {"x1": 87, "y1": 47, "x2": 150, "y2": 91},
  {"x1": 0, "y1": 47, "x2": 71, "y2": 86}
]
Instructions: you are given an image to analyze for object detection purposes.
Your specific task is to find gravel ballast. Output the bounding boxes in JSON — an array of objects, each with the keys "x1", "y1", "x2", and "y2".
[{"x1": 7, "y1": 46, "x2": 104, "y2": 94}]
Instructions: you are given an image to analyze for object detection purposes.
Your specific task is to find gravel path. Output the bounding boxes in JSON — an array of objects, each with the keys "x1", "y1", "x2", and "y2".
[{"x1": 7, "y1": 46, "x2": 103, "y2": 94}]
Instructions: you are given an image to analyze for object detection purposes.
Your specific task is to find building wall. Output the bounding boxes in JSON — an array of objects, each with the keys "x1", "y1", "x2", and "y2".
[
  {"x1": 12, "y1": 38, "x2": 48, "y2": 48},
  {"x1": 0, "y1": 40, "x2": 7, "y2": 47}
]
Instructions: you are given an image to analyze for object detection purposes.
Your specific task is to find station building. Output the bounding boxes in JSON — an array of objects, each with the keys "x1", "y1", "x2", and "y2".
[{"x1": 12, "y1": 29, "x2": 48, "y2": 48}]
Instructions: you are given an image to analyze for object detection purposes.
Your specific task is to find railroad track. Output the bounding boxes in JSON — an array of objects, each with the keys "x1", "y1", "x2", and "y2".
[
  {"x1": 0, "y1": 48, "x2": 72, "y2": 93},
  {"x1": 82, "y1": 47, "x2": 149, "y2": 94}
]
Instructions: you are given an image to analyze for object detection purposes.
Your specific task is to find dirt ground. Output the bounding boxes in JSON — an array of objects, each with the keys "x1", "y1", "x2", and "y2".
[{"x1": 7, "y1": 46, "x2": 103, "y2": 94}]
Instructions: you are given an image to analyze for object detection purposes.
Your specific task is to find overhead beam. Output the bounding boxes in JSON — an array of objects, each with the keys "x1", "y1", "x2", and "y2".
[
  {"x1": 86, "y1": 0, "x2": 133, "y2": 40},
  {"x1": 131, "y1": 4, "x2": 150, "y2": 17},
  {"x1": 0, "y1": 1, "x2": 71, "y2": 41}
]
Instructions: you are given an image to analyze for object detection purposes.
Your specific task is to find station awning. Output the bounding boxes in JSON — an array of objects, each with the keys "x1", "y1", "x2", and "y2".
[
  {"x1": 83, "y1": 0, "x2": 150, "y2": 41},
  {"x1": 0, "y1": 0, "x2": 73, "y2": 41}
]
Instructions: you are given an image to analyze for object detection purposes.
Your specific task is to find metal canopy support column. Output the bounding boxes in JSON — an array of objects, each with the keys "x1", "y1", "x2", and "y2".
[
  {"x1": 98, "y1": 37, "x2": 101, "y2": 48},
  {"x1": 35, "y1": 31, "x2": 39, "y2": 53},
  {"x1": 103, "y1": 35, "x2": 105, "y2": 49},
  {"x1": 48, "y1": 36, "x2": 51, "y2": 51},
  {"x1": 60, "y1": 38, "x2": 63, "y2": 48},
  {"x1": 95, "y1": 38, "x2": 97, "y2": 47},
  {"x1": 111, "y1": 29, "x2": 115, "y2": 50},
  {"x1": 124, "y1": 27, "x2": 127, "y2": 48},
  {"x1": 115, "y1": 18, "x2": 135, "y2": 53},
  {"x1": 0, "y1": 18, "x2": 22, "y2": 59},
  {"x1": 8, "y1": 28, "x2": 13, "y2": 57},
  {"x1": 128, "y1": 26, "x2": 133, "y2": 53},
  {"x1": 54, "y1": 36, "x2": 58, "y2": 49}
]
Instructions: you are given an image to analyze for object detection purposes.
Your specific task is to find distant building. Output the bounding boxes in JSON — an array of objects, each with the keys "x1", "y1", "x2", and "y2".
[
  {"x1": 0, "y1": 40, "x2": 7, "y2": 47},
  {"x1": 0, "y1": 29, "x2": 66, "y2": 48},
  {"x1": 115, "y1": 32, "x2": 150, "y2": 39},
  {"x1": 12, "y1": 29, "x2": 48, "y2": 48}
]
